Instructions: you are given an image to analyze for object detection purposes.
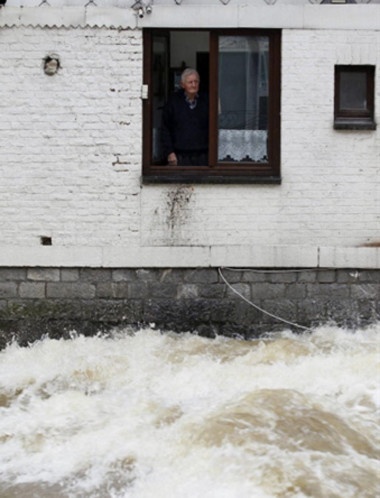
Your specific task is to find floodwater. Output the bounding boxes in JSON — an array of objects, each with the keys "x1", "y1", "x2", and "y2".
[{"x1": 0, "y1": 325, "x2": 379, "y2": 498}]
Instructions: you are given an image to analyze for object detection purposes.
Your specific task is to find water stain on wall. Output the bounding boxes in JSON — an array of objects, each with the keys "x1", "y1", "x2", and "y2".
[{"x1": 166, "y1": 186, "x2": 194, "y2": 238}]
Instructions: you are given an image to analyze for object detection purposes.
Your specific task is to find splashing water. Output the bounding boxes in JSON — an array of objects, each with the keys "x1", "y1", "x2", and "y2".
[{"x1": 0, "y1": 325, "x2": 379, "y2": 498}]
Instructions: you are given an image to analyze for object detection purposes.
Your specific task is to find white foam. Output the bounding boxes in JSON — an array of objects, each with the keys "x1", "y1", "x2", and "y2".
[{"x1": 0, "y1": 325, "x2": 379, "y2": 497}]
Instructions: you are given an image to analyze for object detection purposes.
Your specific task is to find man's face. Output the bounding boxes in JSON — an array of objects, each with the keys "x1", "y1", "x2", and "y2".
[{"x1": 181, "y1": 73, "x2": 200, "y2": 98}]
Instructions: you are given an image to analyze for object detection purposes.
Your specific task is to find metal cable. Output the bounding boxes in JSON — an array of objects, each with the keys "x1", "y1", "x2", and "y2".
[{"x1": 218, "y1": 267, "x2": 312, "y2": 332}]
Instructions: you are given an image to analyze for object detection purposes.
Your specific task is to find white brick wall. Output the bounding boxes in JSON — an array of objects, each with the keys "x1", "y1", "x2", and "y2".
[
  {"x1": 0, "y1": 19, "x2": 379, "y2": 268},
  {"x1": 0, "y1": 27, "x2": 143, "y2": 247},
  {"x1": 280, "y1": 29, "x2": 380, "y2": 247},
  {"x1": 142, "y1": 30, "x2": 380, "y2": 249}
]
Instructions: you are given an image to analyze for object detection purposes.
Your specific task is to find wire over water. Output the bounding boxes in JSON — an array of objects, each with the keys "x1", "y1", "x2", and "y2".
[{"x1": 218, "y1": 267, "x2": 312, "y2": 332}]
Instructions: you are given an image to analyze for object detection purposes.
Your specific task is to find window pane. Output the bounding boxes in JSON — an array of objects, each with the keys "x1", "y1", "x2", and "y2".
[
  {"x1": 340, "y1": 71, "x2": 367, "y2": 110},
  {"x1": 218, "y1": 36, "x2": 269, "y2": 163},
  {"x1": 152, "y1": 35, "x2": 169, "y2": 165}
]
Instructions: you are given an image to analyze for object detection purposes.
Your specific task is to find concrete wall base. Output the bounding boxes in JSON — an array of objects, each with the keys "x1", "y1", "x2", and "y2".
[{"x1": 0, "y1": 267, "x2": 379, "y2": 348}]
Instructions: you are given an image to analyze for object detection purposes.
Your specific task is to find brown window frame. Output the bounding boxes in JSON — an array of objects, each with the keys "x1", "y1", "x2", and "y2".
[
  {"x1": 334, "y1": 65, "x2": 376, "y2": 130},
  {"x1": 142, "y1": 28, "x2": 281, "y2": 184}
]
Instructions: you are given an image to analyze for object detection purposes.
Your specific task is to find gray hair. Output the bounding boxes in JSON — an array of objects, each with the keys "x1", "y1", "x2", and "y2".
[{"x1": 181, "y1": 68, "x2": 200, "y2": 83}]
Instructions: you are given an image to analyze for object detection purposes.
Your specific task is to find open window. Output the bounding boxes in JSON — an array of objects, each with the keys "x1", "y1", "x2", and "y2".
[
  {"x1": 334, "y1": 65, "x2": 376, "y2": 130},
  {"x1": 143, "y1": 29, "x2": 281, "y2": 184}
]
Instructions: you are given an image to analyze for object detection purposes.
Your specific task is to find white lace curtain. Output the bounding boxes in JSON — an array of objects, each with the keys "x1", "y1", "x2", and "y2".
[{"x1": 218, "y1": 129, "x2": 268, "y2": 162}]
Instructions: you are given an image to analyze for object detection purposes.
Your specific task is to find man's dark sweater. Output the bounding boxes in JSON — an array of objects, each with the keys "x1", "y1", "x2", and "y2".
[{"x1": 161, "y1": 90, "x2": 209, "y2": 157}]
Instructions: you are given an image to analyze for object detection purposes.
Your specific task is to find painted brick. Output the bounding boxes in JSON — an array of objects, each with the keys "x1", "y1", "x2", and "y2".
[
  {"x1": 0, "y1": 24, "x2": 378, "y2": 264},
  {"x1": 0, "y1": 26, "x2": 142, "y2": 249}
]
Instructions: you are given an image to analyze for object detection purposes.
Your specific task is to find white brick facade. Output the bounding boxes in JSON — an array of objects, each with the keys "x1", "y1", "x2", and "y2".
[
  {"x1": 0, "y1": 3, "x2": 379, "y2": 268},
  {"x1": 0, "y1": 26, "x2": 143, "y2": 247}
]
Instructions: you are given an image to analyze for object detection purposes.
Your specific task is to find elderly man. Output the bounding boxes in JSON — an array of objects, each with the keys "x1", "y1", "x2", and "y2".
[{"x1": 162, "y1": 68, "x2": 209, "y2": 166}]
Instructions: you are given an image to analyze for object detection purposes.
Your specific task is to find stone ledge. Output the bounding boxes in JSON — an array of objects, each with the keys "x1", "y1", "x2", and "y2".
[{"x1": 1, "y1": 246, "x2": 379, "y2": 269}]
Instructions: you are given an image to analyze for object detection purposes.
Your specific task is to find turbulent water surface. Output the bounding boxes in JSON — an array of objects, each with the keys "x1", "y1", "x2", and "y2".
[{"x1": 0, "y1": 325, "x2": 379, "y2": 498}]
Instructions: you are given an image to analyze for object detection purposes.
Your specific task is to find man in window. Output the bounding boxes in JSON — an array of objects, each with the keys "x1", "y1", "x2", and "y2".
[{"x1": 162, "y1": 68, "x2": 209, "y2": 166}]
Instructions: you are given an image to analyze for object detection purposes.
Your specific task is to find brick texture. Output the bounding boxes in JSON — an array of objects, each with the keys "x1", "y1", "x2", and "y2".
[
  {"x1": 0, "y1": 26, "x2": 378, "y2": 256},
  {"x1": 0, "y1": 26, "x2": 142, "y2": 248},
  {"x1": 0, "y1": 267, "x2": 379, "y2": 349}
]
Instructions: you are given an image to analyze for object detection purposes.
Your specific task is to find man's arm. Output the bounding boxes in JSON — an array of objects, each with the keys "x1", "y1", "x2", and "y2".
[{"x1": 167, "y1": 152, "x2": 177, "y2": 165}]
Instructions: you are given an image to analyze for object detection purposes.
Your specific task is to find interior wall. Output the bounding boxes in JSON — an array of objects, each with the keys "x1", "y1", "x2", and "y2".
[{"x1": 170, "y1": 31, "x2": 209, "y2": 69}]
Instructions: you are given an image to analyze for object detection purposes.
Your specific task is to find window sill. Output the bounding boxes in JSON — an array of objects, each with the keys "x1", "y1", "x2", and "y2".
[
  {"x1": 334, "y1": 119, "x2": 376, "y2": 131},
  {"x1": 142, "y1": 175, "x2": 282, "y2": 185}
]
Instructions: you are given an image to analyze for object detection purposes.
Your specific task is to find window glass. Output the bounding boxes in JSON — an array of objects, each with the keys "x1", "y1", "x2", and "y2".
[
  {"x1": 152, "y1": 34, "x2": 170, "y2": 165},
  {"x1": 339, "y1": 71, "x2": 367, "y2": 110},
  {"x1": 334, "y1": 65, "x2": 376, "y2": 130},
  {"x1": 143, "y1": 29, "x2": 281, "y2": 183},
  {"x1": 218, "y1": 36, "x2": 269, "y2": 163}
]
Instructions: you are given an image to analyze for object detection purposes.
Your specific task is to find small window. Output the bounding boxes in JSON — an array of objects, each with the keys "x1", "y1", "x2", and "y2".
[
  {"x1": 143, "y1": 29, "x2": 281, "y2": 184},
  {"x1": 334, "y1": 65, "x2": 376, "y2": 130}
]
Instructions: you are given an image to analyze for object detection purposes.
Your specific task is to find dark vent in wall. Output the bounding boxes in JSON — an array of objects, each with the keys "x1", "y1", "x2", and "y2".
[{"x1": 40, "y1": 236, "x2": 52, "y2": 246}]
